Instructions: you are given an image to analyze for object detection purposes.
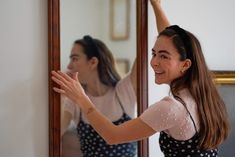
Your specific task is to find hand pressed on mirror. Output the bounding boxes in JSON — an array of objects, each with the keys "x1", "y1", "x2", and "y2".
[
  {"x1": 52, "y1": 70, "x2": 155, "y2": 142},
  {"x1": 52, "y1": 71, "x2": 86, "y2": 104}
]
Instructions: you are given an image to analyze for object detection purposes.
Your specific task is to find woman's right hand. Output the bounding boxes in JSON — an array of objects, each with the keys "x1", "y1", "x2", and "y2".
[
  {"x1": 52, "y1": 71, "x2": 86, "y2": 105},
  {"x1": 65, "y1": 70, "x2": 73, "y2": 78}
]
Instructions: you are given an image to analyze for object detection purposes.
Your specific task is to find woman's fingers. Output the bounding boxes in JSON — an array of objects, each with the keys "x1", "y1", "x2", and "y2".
[
  {"x1": 53, "y1": 87, "x2": 66, "y2": 94},
  {"x1": 58, "y1": 71, "x2": 74, "y2": 82},
  {"x1": 52, "y1": 76, "x2": 67, "y2": 90},
  {"x1": 72, "y1": 72, "x2": 78, "y2": 81},
  {"x1": 52, "y1": 71, "x2": 70, "y2": 85}
]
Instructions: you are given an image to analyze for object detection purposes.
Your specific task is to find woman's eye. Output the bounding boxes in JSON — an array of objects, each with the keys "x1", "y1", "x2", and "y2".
[
  {"x1": 71, "y1": 58, "x2": 78, "y2": 62},
  {"x1": 151, "y1": 53, "x2": 156, "y2": 57},
  {"x1": 160, "y1": 55, "x2": 168, "y2": 59}
]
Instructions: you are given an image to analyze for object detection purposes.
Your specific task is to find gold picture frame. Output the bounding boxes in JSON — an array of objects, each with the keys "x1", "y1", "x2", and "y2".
[
  {"x1": 213, "y1": 71, "x2": 235, "y2": 85},
  {"x1": 116, "y1": 58, "x2": 130, "y2": 78},
  {"x1": 110, "y1": 0, "x2": 130, "y2": 40}
]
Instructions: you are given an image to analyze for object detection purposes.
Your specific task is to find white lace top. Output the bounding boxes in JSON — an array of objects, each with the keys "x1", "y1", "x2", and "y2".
[{"x1": 140, "y1": 89, "x2": 200, "y2": 140}]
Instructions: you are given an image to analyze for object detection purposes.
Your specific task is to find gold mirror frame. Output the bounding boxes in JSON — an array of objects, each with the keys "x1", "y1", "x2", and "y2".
[{"x1": 48, "y1": 0, "x2": 149, "y2": 157}]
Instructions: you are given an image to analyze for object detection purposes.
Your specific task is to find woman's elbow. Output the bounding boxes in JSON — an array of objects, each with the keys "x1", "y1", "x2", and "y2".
[{"x1": 105, "y1": 135, "x2": 119, "y2": 145}]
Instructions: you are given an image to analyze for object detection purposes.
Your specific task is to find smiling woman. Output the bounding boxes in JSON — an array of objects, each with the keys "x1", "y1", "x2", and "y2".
[{"x1": 51, "y1": 0, "x2": 231, "y2": 156}]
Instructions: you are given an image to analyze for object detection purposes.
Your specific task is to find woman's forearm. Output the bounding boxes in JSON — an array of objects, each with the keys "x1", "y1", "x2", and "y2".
[
  {"x1": 76, "y1": 95, "x2": 118, "y2": 144},
  {"x1": 151, "y1": 1, "x2": 170, "y2": 33}
]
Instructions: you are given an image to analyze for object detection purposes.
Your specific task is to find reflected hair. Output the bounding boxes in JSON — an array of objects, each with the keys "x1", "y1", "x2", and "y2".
[
  {"x1": 74, "y1": 35, "x2": 121, "y2": 86},
  {"x1": 158, "y1": 25, "x2": 230, "y2": 149}
]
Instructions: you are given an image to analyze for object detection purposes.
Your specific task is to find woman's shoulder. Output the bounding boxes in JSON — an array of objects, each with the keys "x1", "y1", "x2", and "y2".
[
  {"x1": 149, "y1": 96, "x2": 186, "y2": 112},
  {"x1": 159, "y1": 96, "x2": 180, "y2": 106},
  {"x1": 116, "y1": 73, "x2": 132, "y2": 87}
]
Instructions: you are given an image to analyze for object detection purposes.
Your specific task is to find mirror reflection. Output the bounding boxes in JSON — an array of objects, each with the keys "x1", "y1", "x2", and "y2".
[{"x1": 60, "y1": 0, "x2": 137, "y2": 157}]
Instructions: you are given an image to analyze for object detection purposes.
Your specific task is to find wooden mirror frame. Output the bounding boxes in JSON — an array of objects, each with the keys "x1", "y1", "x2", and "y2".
[{"x1": 48, "y1": 0, "x2": 148, "y2": 157}]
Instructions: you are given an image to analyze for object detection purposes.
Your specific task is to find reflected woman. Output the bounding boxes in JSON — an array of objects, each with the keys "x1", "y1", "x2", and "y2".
[{"x1": 61, "y1": 35, "x2": 137, "y2": 157}]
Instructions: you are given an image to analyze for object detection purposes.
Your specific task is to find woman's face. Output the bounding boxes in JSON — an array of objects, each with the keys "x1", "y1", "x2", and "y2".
[
  {"x1": 151, "y1": 36, "x2": 187, "y2": 85},
  {"x1": 67, "y1": 44, "x2": 92, "y2": 83}
]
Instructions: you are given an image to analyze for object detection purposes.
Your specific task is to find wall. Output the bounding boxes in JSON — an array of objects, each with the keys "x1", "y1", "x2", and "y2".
[
  {"x1": 60, "y1": 0, "x2": 136, "y2": 71},
  {"x1": 0, "y1": 0, "x2": 48, "y2": 157},
  {"x1": 148, "y1": 0, "x2": 235, "y2": 157},
  {"x1": 60, "y1": 0, "x2": 105, "y2": 70}
]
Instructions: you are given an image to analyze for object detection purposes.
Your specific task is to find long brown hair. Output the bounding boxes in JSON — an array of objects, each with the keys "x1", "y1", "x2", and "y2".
[
  {"x1": 159, "y1": 27, "x2": 230, "y2": 149},
  {"x1": 74, "y1": 35, "x2": 121, "y2": 87}
]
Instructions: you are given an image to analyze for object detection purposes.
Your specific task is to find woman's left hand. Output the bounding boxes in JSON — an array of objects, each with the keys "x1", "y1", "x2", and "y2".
[{"x1": 51, "y1": 71, "x2": 85, "y2": 104}]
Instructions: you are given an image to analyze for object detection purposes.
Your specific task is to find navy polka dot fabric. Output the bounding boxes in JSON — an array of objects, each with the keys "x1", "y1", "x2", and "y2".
[
  {"x1": 77, "y1": 113, "x2": 137, "y2": 157},
  {"x1": 159, "y1": 131, "x2": 218, "y2": 157}
]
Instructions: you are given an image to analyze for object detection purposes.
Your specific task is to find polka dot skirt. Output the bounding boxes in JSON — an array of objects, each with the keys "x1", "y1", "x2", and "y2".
[
  {"x1": 77, "y1": 113, "x2": 137, "y2": 157},
  {"x1": 159, "y1": 131, "x2": 218, "y2": 157}
]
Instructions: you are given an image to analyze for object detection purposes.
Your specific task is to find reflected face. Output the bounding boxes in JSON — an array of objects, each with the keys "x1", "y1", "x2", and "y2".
[
  {"x1": 67, "y1": 44, "x2": 92, "y2": 83},
  {"x1": 151, "y1": 36, "x2": 185, "y2": 84}
]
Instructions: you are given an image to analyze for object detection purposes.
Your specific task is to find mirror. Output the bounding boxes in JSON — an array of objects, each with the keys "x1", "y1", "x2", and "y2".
[
  {"x1": 60, "y1": 0, "x2": 137, "y2": 157},
  {"x1": 48, "y1": 0, "x2": 148, "y2": 157}
]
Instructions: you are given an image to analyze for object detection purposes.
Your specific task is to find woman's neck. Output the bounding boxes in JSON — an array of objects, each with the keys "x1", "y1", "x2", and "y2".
[{"x1": 85, "y1": 80, "x2": 111, "y2": 97}]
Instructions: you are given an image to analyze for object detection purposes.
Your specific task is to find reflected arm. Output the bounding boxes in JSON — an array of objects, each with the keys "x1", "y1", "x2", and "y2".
[
  {"x1": 130, "y1": 59, "x2": 137, "y2": 96},
  {"x1": 151, "y1": 0, "x2": 170, "y2": 33},
  {"x1": 61, "y1": 111, "x2": 72, "y2": 136}
]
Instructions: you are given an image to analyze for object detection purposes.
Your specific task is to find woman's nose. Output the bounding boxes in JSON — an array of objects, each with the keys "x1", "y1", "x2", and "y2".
[
  {"x1": 67, "y1": 62, "x2": 72, "y2": 70},
  {"x1": 151, "y1": 58, "x2": 160, "y2": 67}
]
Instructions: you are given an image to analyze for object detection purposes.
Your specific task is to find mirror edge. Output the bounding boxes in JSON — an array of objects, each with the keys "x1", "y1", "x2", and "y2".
[
  {"x1": 48, "y1": 0, "x2": 61, "y2": 157},
  {"x1": 137, "y1": 0, "x2": 148, "y2": 157},
  {"x1": 48, "y1": 0, "x2": 148, "y2": 156}
]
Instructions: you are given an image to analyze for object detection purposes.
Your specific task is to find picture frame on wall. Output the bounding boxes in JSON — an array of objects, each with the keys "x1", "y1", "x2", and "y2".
[
  {"x1": 116, "y1": 58, "x2": 130, "y2": 78},
  {"x1": 213, "y1": 71, "x2": 235, "y2": 85},
  {"x1": 110, "y1": 0, "x2": 130, "y2": 40},
  {"x1": 213, "y1": 70, "x2": 235, "y2": 156}
]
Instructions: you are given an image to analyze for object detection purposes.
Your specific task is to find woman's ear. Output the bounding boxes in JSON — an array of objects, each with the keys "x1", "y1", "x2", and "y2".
[
  {"x1": 89, "y1": 57, "x2": 99, "y2": 69},
  {"x1": 181, "y1": 59, "x2": 192, "y2": 72}
]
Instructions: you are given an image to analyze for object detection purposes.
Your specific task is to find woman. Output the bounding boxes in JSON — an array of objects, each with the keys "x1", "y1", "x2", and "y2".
[
  {"x1": 53, "y1": 0, "x2": 230, "y2": 156},
  {"x1": 61, "y1": 35, "x2": 137, "y2": 157}
]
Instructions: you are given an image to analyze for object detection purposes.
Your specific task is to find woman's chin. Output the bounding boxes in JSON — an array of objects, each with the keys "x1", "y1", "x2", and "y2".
[{"x1": 155, "y1": 79, "x2": 163, "y2": 85}]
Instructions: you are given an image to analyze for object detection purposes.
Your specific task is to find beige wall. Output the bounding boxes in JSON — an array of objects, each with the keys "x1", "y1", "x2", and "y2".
[{"x1": 0, "y1": 0, "x2": 48, "y2": 157}]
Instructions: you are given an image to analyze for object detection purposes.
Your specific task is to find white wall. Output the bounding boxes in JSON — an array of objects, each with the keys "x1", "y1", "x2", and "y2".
[
  {"x1": 60, "y1": 0, "x2": 136, "y2": 71},
  {"x1": 148, "y1": 0, "x2": 235, "y2": 157},
  {"x1": 60, "y1": 0, "x2": 105, "y2": 70},
  {"x1": 0, "y1": 0, "x2": 48, "y2": 157}
]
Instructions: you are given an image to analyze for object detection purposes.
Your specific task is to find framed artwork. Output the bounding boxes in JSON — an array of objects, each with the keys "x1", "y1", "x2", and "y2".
[
  {"x1": 116, "y1": 58, "x2": 130, "y2": 78},
  {"x1": 213, "y1": 71, "x2": 235, "y2": 85},
  {"x1": 110, "y1": 0, "x2": 130, "y2": 40},
  {"x1": 213, "y1": 71, "x2": 235, "y2": 156}
]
